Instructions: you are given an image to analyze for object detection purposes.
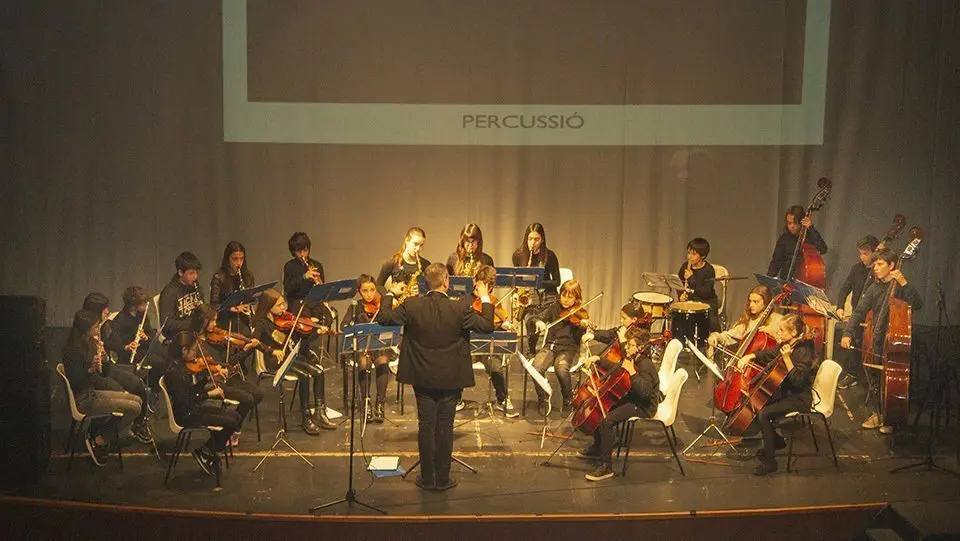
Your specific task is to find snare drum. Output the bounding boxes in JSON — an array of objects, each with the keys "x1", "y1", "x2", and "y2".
[
  {"x1": 631, "y1": 291, "x2": 674, "y2": 319},
  {"x1": 669, "y1": 301, "x2": 710, "y2": 347}
]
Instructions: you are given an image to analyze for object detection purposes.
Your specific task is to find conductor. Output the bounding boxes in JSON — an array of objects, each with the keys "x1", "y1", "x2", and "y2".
[{"x1": 378, "y1": 262, "x2": 495, "y2": 491}]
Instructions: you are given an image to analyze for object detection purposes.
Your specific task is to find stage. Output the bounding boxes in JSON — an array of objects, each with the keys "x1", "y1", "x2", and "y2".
[{"x1": 4, "y1": 333, "x2": 960, "y2": 539}]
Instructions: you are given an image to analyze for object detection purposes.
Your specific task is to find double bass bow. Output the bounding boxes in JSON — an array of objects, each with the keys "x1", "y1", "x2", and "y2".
[{"x1": 861, "y1": 227, "x2": 923, "y2": 428}]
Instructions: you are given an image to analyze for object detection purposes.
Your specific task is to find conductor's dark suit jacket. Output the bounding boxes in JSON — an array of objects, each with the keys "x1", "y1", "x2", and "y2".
[{"x1": 377, "y1": 291, "x2": 494, "y2": 390}]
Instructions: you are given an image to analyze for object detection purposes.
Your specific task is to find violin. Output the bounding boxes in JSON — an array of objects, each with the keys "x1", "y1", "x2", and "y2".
[
  {"x1": 274, "y1": 311, "x2": 333, "y2": 334},
  {"x1": 363, "y1": 295, "x2": 382, "y2": 318},
  {"x1": 205, "y1": 326, "x2": 254, "y2": 348},
  {"x1": 472, "y1": 293, "x2": 510, "y2": 328},
  {"x1": 184, "y1": 354, "x2": 221, "y2": 375},
  {"x1": 559, "y1": 305, "x2": 592, "y2": 327}
]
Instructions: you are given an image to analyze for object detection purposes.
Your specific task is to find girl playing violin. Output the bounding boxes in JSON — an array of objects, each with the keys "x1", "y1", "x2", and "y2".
[
  {"x1": 707, "y1": 285, "x2": 781, "y2": 357},
  {"x1": 580, "y1": 327, "x2": 660, "y2": 481},
  {"x1": 210, "y1": 241, "x2": 256, "y2": 334},
  {"x1": 736, "y1": 313, "x2": 817, "y2": 475},
  {"x1": 251, "y1": 289, "x2": 336, "y2": 434},
  {"x1": 531, "y1": 279, "x2": 594, "y2": 414},
  {"x1": 470, "y1": 265, "x2": 518, "y2": 417},
  {"x1": 195, "y1": 305, "x2": 264, "y2": 446},
  {"x1": 340, "y1": 274, "x2": 394, "y2": 423},
  {"x1": 446, "y1": 223, "x2": 494, "y2": 278},
  {"x1": 512, "y1": 223, "x2": 562, "y2": 354},
  {"x1": 163, "y1": 331, "x2": 241, "y2": 476}
]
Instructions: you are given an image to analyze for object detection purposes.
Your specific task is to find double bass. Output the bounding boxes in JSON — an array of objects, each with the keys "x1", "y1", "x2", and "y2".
[
  {"x1": 712, "y1": 289, "x2": 788, "y2": 413},
  {"x1": 784, "y1": 177, "x2": 832, "y2": 354},
  {"x1": 862, "y1": 227, "x2": 923, "y2": 428}
]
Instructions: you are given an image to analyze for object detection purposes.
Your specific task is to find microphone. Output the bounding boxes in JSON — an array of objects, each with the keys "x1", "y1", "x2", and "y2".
[{"x1": 937, "y1": 280, "x2": 945, "y2": 308}]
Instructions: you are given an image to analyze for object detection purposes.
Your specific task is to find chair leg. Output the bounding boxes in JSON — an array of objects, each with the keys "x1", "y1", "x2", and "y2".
[
  {"x1": 114, "y1": 421, "x2": 123, "y2": 471},
  {"x1": 787, "y1": 429, "x2": 796, "y2": 473},
  {"x1": 670, "y1": 425, "x2": 678, "y2": 446},
  {"x1": 165, "y1": 432, "x2": 184, "y2": 486},
  {"x1": 65, "y1": 419, "x2": 77, "y2": 454},
  {"x1": 621, "y1": 422, "x2": 635, "y2": 476},
  {"x1": 663, "y1": 423, "x2": 684, "y2": 476},
  {"x1": 809, "y1": 419, "x2": 820, "y2": 453},
  {"x1": 820, "y1": 414, "x2": 839, "y2": 469},
  {"x1": 254, "y1": 404, "x2": 261, "y2": 442}
]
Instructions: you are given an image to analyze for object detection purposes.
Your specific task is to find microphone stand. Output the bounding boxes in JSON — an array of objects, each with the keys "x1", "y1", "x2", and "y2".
[{"x1": 889, "y1": 281, "x2": 959, "y2": 477}]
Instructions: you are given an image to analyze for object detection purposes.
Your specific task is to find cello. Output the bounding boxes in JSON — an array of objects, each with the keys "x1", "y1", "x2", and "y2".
[
  {"x1": 784, "y1": 177, "x2": 832, "y2": 355},
  {"x1": 712, "y1": 289, "x2": 788, "y2": 413},
  {"x1": 861, "y1": 227, "x2": 923, "y2": 428}
]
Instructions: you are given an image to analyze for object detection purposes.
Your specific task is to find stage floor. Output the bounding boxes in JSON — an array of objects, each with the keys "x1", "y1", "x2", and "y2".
[{"x1": 9, "y1": 348, "x2": 960, "y2": 525}]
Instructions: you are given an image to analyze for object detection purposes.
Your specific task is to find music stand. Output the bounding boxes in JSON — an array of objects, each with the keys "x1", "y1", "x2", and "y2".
[
  {"x1": 312, "y1": 323, "x2": 396, "y2": 515},
  {"x1": 497, "y1": 267, "x2": 544, "y2": 416},
  {"x1": 682, "y1": 338, "x2": 739, "y2": 455},
  {"x1": 520, "y1": 352, "x2": 555, "y2": 448},
  {"x1": 217, "y1": 281, "x2": 278, "y2": 377},
  {"x1": 754, "y1": 274, "x2": 841, "y2": 321},
  {"x1": 641, "y1": 272, "x2": 686, "y2": 335},
  {"x1": 446, "y1": 276, "x2": 474, "y2": 300},
  {"x1": 466, "y1": 331, "x2": 520, "y2": 420},
  {"x1": 253, "y1": 342, "x2": 315, "y2": 472},
  {"x1": 306, "y1": 279, "x2": 359, "y2": 420}
]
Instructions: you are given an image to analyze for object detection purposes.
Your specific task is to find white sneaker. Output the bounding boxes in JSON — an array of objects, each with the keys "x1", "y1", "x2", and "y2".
[
  {"x1": 455, "y1": 400, "x2": 465, "y2": 412},
  {"x1": 861, "y1": 412, "x2": 882, "y2": 429},
  {"x1": 878, "y1": 425, "x2": 894, "y2": 435}
]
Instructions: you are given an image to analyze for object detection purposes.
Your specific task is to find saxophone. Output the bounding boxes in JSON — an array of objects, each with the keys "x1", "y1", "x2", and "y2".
[
  {"x1": 397, "y1": 255, "x2": 422, "y2": 304},
  {"x1": 511, "y1": 251, "x2": 535, "y2": 321},
  {"x1": 461, "y1": 253, "x2": 480, "y2": 278}
]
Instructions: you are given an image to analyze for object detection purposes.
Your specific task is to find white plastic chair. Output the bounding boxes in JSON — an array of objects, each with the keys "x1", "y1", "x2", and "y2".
[
  {"x1": 151, "y1": 294, "x2": 161, "y2": 332},
  {"x1": 781, "y1": 360, "x2": 842, "y2": 472},
  {"x1": 711, "y1": 263, "x2": 730, "y2": 330},
  {"x1": 558, "y1": 268, "x2": 574, "y2": 291},
  {"x1": 55, "y1": 363, "x2": 124, "y2": 470},
  {"x1": 159, "y1": 376, "x2": 229, "y2": 488},
  {"x1": 618, "y1": 368, "x2": 689, "y2": 476},
  {"x1": 658, "y1": 339, "x2": 683, "y2": 394}
]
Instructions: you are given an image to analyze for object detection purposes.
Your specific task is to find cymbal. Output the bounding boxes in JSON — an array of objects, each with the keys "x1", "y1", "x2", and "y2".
[{"x1": 709, "y1": 276, "x2": 750, "y2": 281}]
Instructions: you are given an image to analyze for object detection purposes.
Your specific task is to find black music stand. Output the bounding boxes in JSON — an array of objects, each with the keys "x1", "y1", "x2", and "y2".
[
  {"x1": 254, "y1": 342, "x2": 315, "y2": 472},
  {"x1": 465, "y1": 331, "x2": 520, "y2": 420},
  {"x1": 446, "y1": 276, "x2": 474, "y2": 300},
  {"x1": 497, "y1": 267, "x2": 544, "y2": 416},
  {"x1": 312, "y1": 323, "x2": 397, "y2": 515},
  {"x1": 306, "y1": 279, "x2": 359, "y2": 421}
]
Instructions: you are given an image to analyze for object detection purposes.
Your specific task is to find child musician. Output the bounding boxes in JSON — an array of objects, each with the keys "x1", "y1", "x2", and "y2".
[
  {"x1": 281, "y1": 232, "x2": 335, "y2": 362},
  {"x1": 512, "y1": 223, "x2": 562, "y2": 353},
  {"x1": 531, "y1": 280, "x2": 594, "y2": 413},
  {"x1": 767, "y1": 205, "x2": 828, "y2": 279},
  {"x1": 834, "y1": 235, "x2": 880, "y2": 390},
  {"x1": 840, "y1": 247, "x2": 923, "y2": 434},
  {"x1": 251, "y1": 289, "x2": 336, "y2": 434},
  {"x1": 707, "y1": 285, "x2": 781, "y2": 357},
  {"x1": 340, "y1": 274, "x2": 393, "y2": 423},
  {"x1": 472, "y1": 265, "x2": 519, "y2": 418},
  {"x1": 581, "y1": 327, "x2": 661, "y2": 481},
  {"x1": 163, "y1": 331, "x2": 241, "y2": 476},
  {"x1": 737, "y1": 313, "x2": 817, "y2": 475},
  {"x1": 585, "y1": 302, "x2": 649, "y2": 356},
  {"x1": 210, "y1": 241, "x2": 256, "y2": 335},
  {"x1": 195, "y1": 305, "x2": 265, "y2": 446},
  {"x1": 63, "y1": 310, "x2": 143, "y2": 466},
  {"x1": 678, "y1": 237, "x2": 720, "y2": 333},
  {"x1": 158, "y1": 252, "x2": 205, "y2": 336},
  {"x1": 446, "y1": 223, "x2": 494, "y2": 278},
  {"x1": 377, "y1": 227, "x2": 430, "y2": 301}
]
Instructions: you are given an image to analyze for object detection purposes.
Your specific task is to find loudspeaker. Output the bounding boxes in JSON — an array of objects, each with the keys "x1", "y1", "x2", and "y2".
[{"x1": 0, "y1": 296, "x2": 50, "y2": 488}]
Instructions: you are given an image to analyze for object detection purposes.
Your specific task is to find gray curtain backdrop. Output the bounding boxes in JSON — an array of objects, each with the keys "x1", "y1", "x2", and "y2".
[{"x1": 2, "y1": 1, "x2": 958, "y2": 327}]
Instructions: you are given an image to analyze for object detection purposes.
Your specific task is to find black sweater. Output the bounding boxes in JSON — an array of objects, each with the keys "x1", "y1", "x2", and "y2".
[
  {"x1": 533, "y1": 301, "x2": 587, "y2": 352},
  {"x1": 678, "y1": 262, "x2": 718, "y2": 308},
  {"x1": 163, "y1": 362, "x2": 210, "y2": 422},
  {"x1": 63, "y1": 342, "x2": 97, "y2": 400},
  {"x1": 445, "y1": 252, "x2": 494, "y2": 276},
  {"x1": 597, "y1": 352, "x2": 660, "y2": 415},
  {"x1": 376, "y1": 256, "x2": 431, "y2": 289},
  {"x1": 836, "y1": 261, "x2": 873, "y2": 309},
  {"x1": 104, "y1": 309, "x2": 157, "y2": 363},
  {"x1": 843, "y1": 279, "x2": 923, "y2": 350},
  {"x1": 511, "y1": 248, "x2": 561, "y2": 292},
  {"x1": 158, "y1": 275, "x2": 204, "y2": 335},
  {"x1": 767, "y1": 227, "x2": 828, "y2": 279},
  {"x1": 753, "y1": 338, "x2": 817, "y2": 397},
  {"x1": 210, "y1": 269, "x2": 255, "y2": 310},
  {"x1": 283, "y1": 257, "x2": 323, "y2": 303}
]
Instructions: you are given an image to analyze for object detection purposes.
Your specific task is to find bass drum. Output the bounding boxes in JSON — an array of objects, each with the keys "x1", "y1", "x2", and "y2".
[
  {"x1": 631, "y1": 291, "x2": 674, "y2": 320},
  {"x1": 669, "y1": 301, "x2": 710, "y2": 348}
]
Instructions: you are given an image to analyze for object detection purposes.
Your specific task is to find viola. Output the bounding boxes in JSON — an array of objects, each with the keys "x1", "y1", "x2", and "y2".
[{"x1": 472, "y1": 293, "x2": 509, "y2": 328}]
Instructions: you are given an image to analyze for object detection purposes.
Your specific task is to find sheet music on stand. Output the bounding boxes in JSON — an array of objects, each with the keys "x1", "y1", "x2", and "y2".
[
  {"x1": 641, "y1": 272, "x2": 685, "y2": 293},
  {"x1": 272, "y1": 341, "x2": 302, "y2": 389},
  {"x1": 340, "y1": 323, "x2": 402, "y2": 355},
  {"x1": 217, "y1": 281, "x2": 278, "y2": 313},
  {"x1": 754, "y1": 274, "x2": 842, "y2": 321},
  {"x1": 495, "y1": 267, "x2": 544, "y2": 290},
  {"x1": 305, "y1": 278, "x2": 358, "y2": 304}
]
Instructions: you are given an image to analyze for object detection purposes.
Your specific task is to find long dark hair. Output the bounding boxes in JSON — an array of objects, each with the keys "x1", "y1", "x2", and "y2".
[
  {"x1": 518, "y1": 223, "x2": 548, "y2": 266},
  {"x1": 218, "y1": 241, "x2": 253, "y2": 284},
  {"x1": 454, "y1": 223, "x2": 485, "y2": 275},
  {"x1": 64, "y1": 310, "x2": 100, "y2": 359},
  {"x1": 253, "y1": 288, "x2": 283, "y2": 330},
  {"x1": 167, "y1": 331, "x2": 198, "y2": 364},
  {"x1": 784, "y1": 205, "x2": 806, "y2": 233}
]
